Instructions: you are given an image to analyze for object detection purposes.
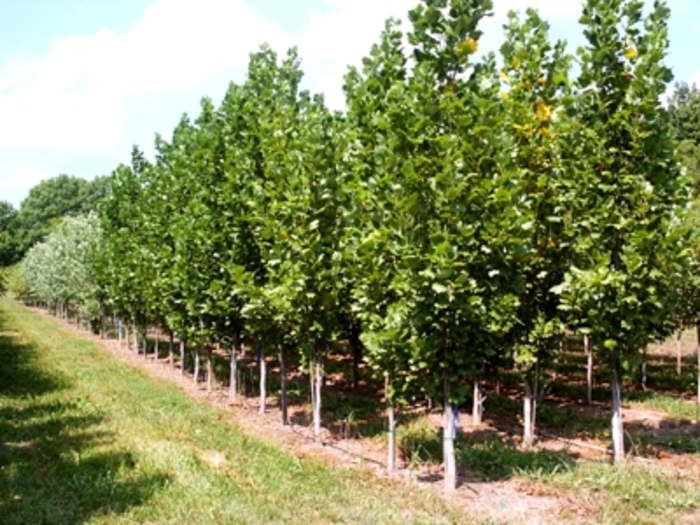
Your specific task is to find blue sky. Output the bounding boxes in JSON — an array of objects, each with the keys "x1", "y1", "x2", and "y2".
[{"x1": 1, "y1": 0, "x2": 699, "y2": 208}]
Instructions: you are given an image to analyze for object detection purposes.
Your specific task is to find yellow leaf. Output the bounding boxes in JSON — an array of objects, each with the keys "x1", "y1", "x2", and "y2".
[
  {"x1": 457, "y1": 38, "x2": 478, "y2": 56},
  {"x1": 624, "y1": 47, "x2": 638, "y2": 60},
  {"x1": 534, "y1": 99, "x2": 552, "y2": 122}
]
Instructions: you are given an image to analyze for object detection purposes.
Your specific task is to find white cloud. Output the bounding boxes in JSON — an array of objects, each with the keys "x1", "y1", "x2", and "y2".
[
  {"x1": 0, "y1": 0, "x2": 586, "y2": 152},
  {"x1": 0, "y1": 0, "x2": 289, "y2": 153},
  {"x1": 297, "y1": 0, "x2": 416, "y2": 109}
]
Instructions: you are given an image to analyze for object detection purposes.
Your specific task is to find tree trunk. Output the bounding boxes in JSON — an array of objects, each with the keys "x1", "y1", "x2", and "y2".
[
  {"x1": 154, "y1": 326, "x2": 160, "y2": 361},
  {"x1": 118, "y1": 320, "x2": 123, "y2": 348},
  {"x1": 229, "y1": 340, "x2": 238, "y2": 404},
  {"x1": 677, "y1": 330, "x2": 683, "y2": 377},
  {"x1": 168, "y1": 331, "x2": 174, "y2": 368},
  {"x1": 552, "y1": 341, "x2": 560, "y2": 382},
  {"x1": 142, "y1": 324, "x2": 147, "y2": 359},
  {"x1": 193, "y1": 347, "x2": 200, "y2": 386},
  {"x1": 258, "y1": 346, "x2": 267, "y2": 414},
  {"x1": 443, "y1": 375, "x2": 457, "y2": 493},
  {"x1": 279, "y1": 343, "x2": 288, "y2": 425},
  {"x1": 641, "y1": 345, "x2": 648, "y2": 391},
  {"x1": 696, "y1": 322, "x2": 700, "y2": 405},
  {"x1": 206, "y1": 345, "x2": 213, "y2": 394},
  {"x1": 311, "y1": 346, "x2": 323, "y2": 438},
  {"x1": 472, "y1": 376, "x2": 483, "y2": 426},
  {"x1": 350, "y1": 320, "x2": 362, "y2": 392},
  {"x1": 523, "y1": 374, "x2": 535, "y2": 449},
  {"x1": 611, "y1": 365, "x2": 625, "y2": 463},
  {"x1": 180, "y1": 340, "x2": 186, "y2": 376},
  {"x1": 133, "y1": 324, "x2": 139, "y2": 355},
  {"x1": 385, "y1": 372, "x2": 396, "y2": 473},
  {"x1": 585, "y1": 334, "x2": 593, "y2": 405}
]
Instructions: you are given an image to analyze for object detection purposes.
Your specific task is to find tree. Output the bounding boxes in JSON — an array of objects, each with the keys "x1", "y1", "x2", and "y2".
[
  {"x1": 15, "y1": 175, "x2": 90, "y2": 254},
  {"x1": 668, "y1": 82, "x2": 700, "y2": 145},
  {"x1": 347, "y1": 0, "x2": 527, "y2": 491},
  {"x1": 556, "y1": 0, "x2": 688, "y2": 463},
  {"x1": 499, "y1": 8, "x2": 573, "y2": 448},
  {"x1": 21, "y1": 214, "x2": 102, "y2": 322},
  {"x1": 0, "y1": 201, "x2": 19, "y2": 266}
]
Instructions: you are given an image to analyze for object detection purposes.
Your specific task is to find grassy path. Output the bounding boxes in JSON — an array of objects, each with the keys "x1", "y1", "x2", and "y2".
[{"x1": 0, "y1": 298, "x2": 466, "y2": 525}]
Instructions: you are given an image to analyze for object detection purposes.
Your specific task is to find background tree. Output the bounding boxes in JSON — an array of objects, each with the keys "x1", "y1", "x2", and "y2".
[
  {"x1": 668, "y1": 83, "x2": 700, "y2": 195},
  {"x1": 0, "y1": 201, "x2": 19, "y2": 266}
]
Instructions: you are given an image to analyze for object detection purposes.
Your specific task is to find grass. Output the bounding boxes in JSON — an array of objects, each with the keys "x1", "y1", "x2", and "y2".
[
  {"x1": 525, "y1": 461, "x2": 700, "y2": 523},
  {"x1": 625, "y1": 390, "x2": 700, "y2": 422},
  {"x1": 0, "y1": 298, "x2": 467, "y2": 525}
]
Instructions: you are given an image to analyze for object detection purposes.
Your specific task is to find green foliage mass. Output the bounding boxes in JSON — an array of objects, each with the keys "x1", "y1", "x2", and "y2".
[{"x1": 0, "y1": 175, "x2": 110, "y2": 267}]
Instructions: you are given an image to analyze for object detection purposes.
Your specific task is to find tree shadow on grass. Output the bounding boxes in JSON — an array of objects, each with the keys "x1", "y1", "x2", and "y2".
[
  {"x1": 0, "y1": 308, "x2": 170, "y2": 524},
  {"x1": 405, "y1": 426, "x2": 578, "y2": 486}
]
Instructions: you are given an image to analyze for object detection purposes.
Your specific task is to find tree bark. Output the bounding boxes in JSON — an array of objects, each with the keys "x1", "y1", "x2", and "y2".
[
  {"x1": 443, "y1": 375, "x2": 457, "y2": 493},
  {"x1": 611, "y1": 365, "x2": 625, "y2": 463},
  {"x1": 142, "y1": 324, "x2": 147, "y2": 359},
  {"x1": 154, "y1": 325, "x2": 160, "y2": 361},
  {"x1": 585, "y1": 334, "x2": 593, "y2": 405},
  {"x1": 311, "y1": 346, "x2": 323, "y2": 438},
  {"x1": 677, "y1": 330, "x2": 683, "y2": 377},
  {"x1": 229, "y1": 339, "x2": 238, "y2": 404},
  {"x1": 696, "y1": 322, "x2": 700, "y2": 405},
  {"x1": 472, "y1": 376, "x2": 483, "y2": 426},
  {"x1": 193, "y1": 347, "x2": 200, "y2": 386},
  {"x1": 279, "y1": 343, "x2": 288, "y2": 425},
  {"x1": 168, "y1": 331, "x2": 174, "y2": 368},
  {"x1": 206, "y1": 345, "x2": 213, "y2": 394},
  {"x1": 641, "y1": 345, "x2": 648, "y2": 391},
  {"x1": 350, "y1": 319, "x2": 362, "y2": 392},
  {"x1": 180, "y1": 340, "x2": 186, "y2": 376},
  {"x1": 259, "y1": 346, "x2": 267, "y2": 414},
  {"x1": 523, "y1": 374, "x2": 535, "y2": 449},
  {"x1": 385, "y1": 372, "x2": 396, "y2": 473},
  {"x1": 133, "y1": 324, "x2": 139, "y2": 355}
]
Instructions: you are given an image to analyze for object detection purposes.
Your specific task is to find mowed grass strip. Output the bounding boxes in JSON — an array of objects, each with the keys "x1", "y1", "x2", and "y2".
[{"x1": 0, "y1": 298, "x2": 466, "y2": 525}]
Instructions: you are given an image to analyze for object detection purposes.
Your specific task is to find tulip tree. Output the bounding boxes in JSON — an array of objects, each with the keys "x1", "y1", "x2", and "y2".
[
  {"x1": 499, "y1": 9, "x2": 573, "y2": 448},
  {"x1": 229, "y1": 46, "x2": 310, "y2": 418},
  {"x1": 348, "y1": 0, "x2": 528, "y2": 491},
  {"x1": 249, "y1": 80, "x2": 349, "y2": 433},
  {"x1": 556, "y1": 0, "x2": 688, "y2": 463}
]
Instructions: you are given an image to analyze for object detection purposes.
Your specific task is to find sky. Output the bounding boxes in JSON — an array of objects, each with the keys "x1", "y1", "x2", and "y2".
[{"x1": 1, "y1": 0, "x2": 699, "y2": 209}]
